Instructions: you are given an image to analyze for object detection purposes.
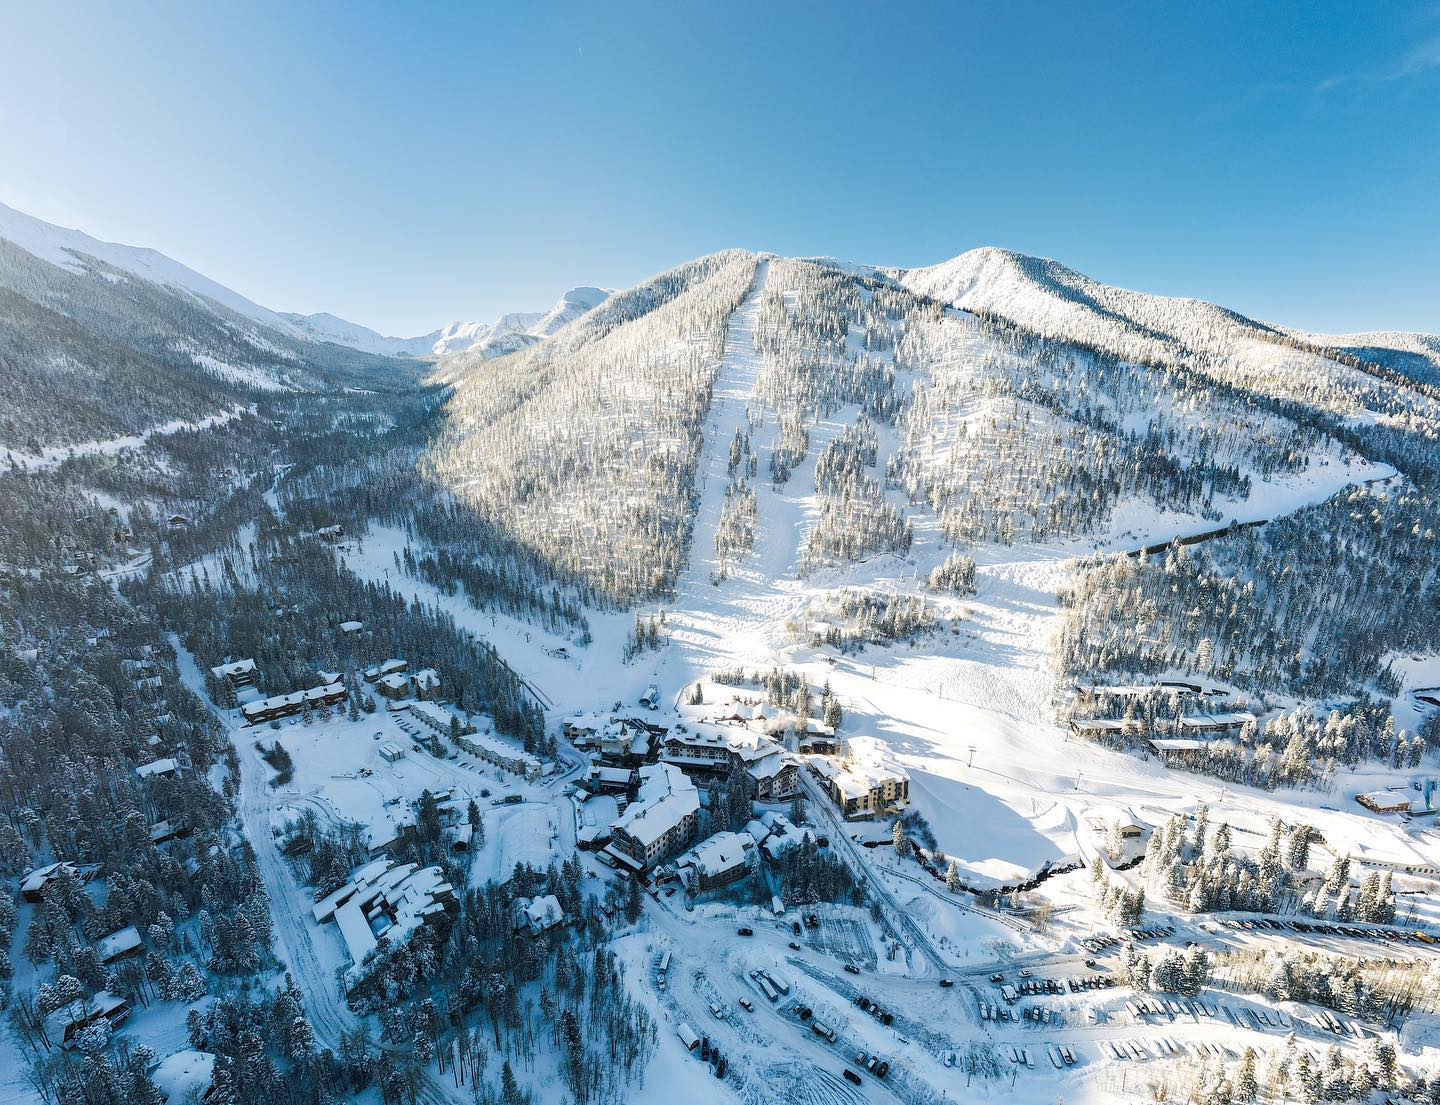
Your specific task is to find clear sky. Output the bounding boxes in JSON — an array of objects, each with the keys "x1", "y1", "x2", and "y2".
[{"x1": 2, "y1": 2, "x2": 1437, "y2": 337}]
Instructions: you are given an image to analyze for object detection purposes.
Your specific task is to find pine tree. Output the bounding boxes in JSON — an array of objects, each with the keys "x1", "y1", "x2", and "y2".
[{"x1": 892, "y1": 820, "x2": 911, "y2": 859}]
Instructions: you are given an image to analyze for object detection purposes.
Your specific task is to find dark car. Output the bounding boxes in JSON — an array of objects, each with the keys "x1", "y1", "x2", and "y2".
[
  {"x1": 738, "y1": 927, "x2": 754, "y2": 936},
  {"x1": 844, "y1": 964, "x2": 861, "y2": 975},
  {"x1": 842, "y1": 1070, "x2": 862, "y2": 1086},
  {"x1": 876, "y1": 1061, "x2": 890, "y2": 1078},
  {"x1": 939, "y1": 978, "x2": 954, "y2": 987},
  {"x1": 793, "y1": 921, "x2": 802, "y2": 935},
  {"x1": 789, "y1": 941, "x2": 802, "y2": 950}
]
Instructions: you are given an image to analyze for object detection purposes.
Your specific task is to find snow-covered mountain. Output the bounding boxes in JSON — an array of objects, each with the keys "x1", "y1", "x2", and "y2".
[
  {"x1": 277, "y1": 311, "x2": 439, "y2": 358},
  {"x1": 0, "y1": 201, "x2": 423, "y2": 452},
  {"x1": 430, "y1": 286, "x2": 614, "y2": 357},
  {"x1": 0, "y1": 200, "x2": 306, "y2": 338},
  {"x1": 896, "y1": 246, "x2": 1440, "y2": 390},
  {"x1": 285, "y1": 286, "x2": 614, "y2": 358}
]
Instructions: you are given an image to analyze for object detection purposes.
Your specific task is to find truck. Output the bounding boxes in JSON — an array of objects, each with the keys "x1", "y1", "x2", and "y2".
[
  {"x1": 766, "y1": 971, "x2": 791, "y2": 995},
  {"x1": 811, "y1": 1020, "x2": 836, "y2": 1043},
  {"x1": 755, "y1": 975, "x2": 778, "y2": 1003}
]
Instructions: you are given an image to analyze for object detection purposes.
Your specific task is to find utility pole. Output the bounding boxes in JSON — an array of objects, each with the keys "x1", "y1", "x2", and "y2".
[
  {"x1": 967, "y1": 745, "x2": 976, "y2": 769},
  {"x1": 1075, "y1": 770, "x2": 1083, "y2": 791}
]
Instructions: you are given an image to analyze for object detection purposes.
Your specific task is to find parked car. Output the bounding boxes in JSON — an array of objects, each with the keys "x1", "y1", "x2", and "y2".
[
  {"x1": 939, "y1": 978, "x2": 954, "y2": 987},
  {"x1": 844, "y1": 964, "x2": 861, "y2": 975},
  {"x1": 842, "y1": 1070, "x2": 862, "y2": 1086},
  {"x1": 738, "y1": 927, "x2": 754, "y2": 936}
]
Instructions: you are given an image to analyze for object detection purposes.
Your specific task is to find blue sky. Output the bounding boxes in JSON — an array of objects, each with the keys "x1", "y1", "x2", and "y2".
[{"x1": 2, "y1": 2, "x2": 1437, "y2": 336}]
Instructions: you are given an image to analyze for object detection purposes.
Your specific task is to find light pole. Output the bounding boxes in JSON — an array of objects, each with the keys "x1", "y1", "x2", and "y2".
[{"x1": 967, "y1": 745, "x2": 976, "y2": 769}]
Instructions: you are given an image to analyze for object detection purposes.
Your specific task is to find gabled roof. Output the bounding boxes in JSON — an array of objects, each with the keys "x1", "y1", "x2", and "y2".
[{"x1": 612, "y1": 763, "x2": 699, "y2": 848}]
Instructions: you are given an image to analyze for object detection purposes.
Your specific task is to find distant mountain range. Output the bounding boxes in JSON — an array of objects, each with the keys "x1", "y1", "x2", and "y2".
[
  {"x1": 2, "y1": 197, "x2": 1436, "y2": 460},
  {"x1": 280, "y1": 286, "x2": 614, "y2": 358}
]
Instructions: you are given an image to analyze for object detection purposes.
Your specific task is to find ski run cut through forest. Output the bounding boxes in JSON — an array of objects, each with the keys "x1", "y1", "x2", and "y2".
[{"x1": 5, "y1": 205, "x2": 1440, "y2": 1105}]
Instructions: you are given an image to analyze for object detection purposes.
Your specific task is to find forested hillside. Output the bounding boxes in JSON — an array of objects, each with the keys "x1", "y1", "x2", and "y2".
[{"x1": 0, "y1": 235, "x2": 419, "y2": 455}]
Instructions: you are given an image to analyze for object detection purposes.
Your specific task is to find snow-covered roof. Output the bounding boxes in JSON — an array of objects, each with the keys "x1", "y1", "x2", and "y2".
[
  {"x1": 339, "y1": 620, "x2": 364, "y2": 633},
  {"x1": 514, "y1": 894, "x2": 566, "y2": 934},
  {"x1": 1177, "y1": 711, "x2": 1256, "y2": 730},
  {"x1": 460, "y1": 728, "x2": 543, "y2": 771},
  {"x1": 136, "y1": 757, "x2": 178, "y2": 778},
  {"x1": 209, "y1": 659, "x2": 255, "y2": 679},
  {"x1": 378, "y1": 672, "x2": 410, "y2": 692},
  {"x1": 21, "y1": 861, "x2": 75, "y2": 895},
  {"x1": 827, "y1": 737, "x2": 908, "y2": 796},
  {"x1": 241, "y1": 682, "x2": 345, "y2": 718},
  {"x1": 1070, "y1": 718, "x2": 1129, "y2": 732},
  {"x1": 413, "y1": 667, "x2": 440, "y2": 689},
  {"x1": 410, "y1": 700, "x2": 465, "y2": 731},
  {"x1": 612, "y1": 763, "x2": 699, "y2": 848},
  {"x1": 326, "y1": 860, "x2": 453, "y2": 968},
  {"x1": 97, "y1": 926, "x2": 142, "y2": 962},
  {"x1": 676, "y1": 831, "x2": 755, "y2": 878},
  {"x1": 665, "y1": 725, "x2": 783, "y2": 764},
  {"x1": 152, "y1": 1050, "x2": 216, "y2": 1104}
]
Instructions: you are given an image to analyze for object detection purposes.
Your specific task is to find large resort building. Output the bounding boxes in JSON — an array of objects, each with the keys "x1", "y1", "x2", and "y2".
[
  {"x1": 809, "y1": 736, "x2": 910, "y2": 819},
  {"x1": 606, "y1": 763, "x2": 700, "y2": 872},
  {"x1": 660, "y1": 727, "x2": 797, "y2": 800},
  {"x1": 241, "y1": 681, "x2": 347, "y2": 725}
]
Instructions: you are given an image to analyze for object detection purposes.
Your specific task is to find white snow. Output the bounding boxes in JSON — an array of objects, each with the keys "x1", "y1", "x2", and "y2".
[
  {"x1": 0, "y1": 200, "x2": 306, "y2": 336},
  {"x1": 0, "y1": 408, "x2": 247, "y2": 471}
]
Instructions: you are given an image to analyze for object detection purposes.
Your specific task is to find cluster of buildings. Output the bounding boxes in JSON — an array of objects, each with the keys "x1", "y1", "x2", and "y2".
[
  {"x1": 364, "y1": 657, "x2": 441, "y2": 702},
  {"x1": 407, "y1": 700, "x2": 548, "y2": 780},
  {"x1": 806, "y1": 736, "x2": 910, "y2": 819},
  {"x1": 312, "y1": 857, "x2": 456, "y2": 973},
  {"x1": 660, "y1": 727, "x2": 798, "y2": 800},
  {"x1": 216, "y1": 652, "x2": 447, "y2": 727},
  {"x1": 1068, "y1": 683, "x2": 1259, "y2": 760},
  {"x1": 664, "y1": 810, "x2": 817, "y2": 893}
]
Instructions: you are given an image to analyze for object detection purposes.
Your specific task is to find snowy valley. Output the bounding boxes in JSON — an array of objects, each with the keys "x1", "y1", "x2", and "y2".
[{"x1": 4, "y1": 205, "x2": 1440, "y2": 1105}]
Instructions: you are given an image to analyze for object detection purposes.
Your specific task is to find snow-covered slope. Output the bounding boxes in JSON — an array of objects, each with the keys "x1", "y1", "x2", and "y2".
[
  {"x1": 531, "y1": 285, "x2": 612, "y2": 338},
  {"x1": 897, "y1": 246, "x2": 1282, "y2": 362},
  {"x1": 0, "y1": 202, "x2": 423, "y2": 450},
  {"x1": 431, "y1": 286, "x2": 614, "y2": 356},
  {"x1": 431, "y1": 309, "x2": 544, "y2": 356},
  {"x1": 1289, "y1": 327, "x2": 1440, "y2": 384},
  {"x1": 0, "y1": 200, "x2": 306, "y2": 337},
  {"x1": 278, "y1": 310, "x2": 439, "y2": 357}
]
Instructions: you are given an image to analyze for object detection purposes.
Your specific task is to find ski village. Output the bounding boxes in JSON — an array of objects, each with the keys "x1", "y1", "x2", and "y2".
[{"x1": 4, "y1": 76, "x2": 1440, "y2": 1105}]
